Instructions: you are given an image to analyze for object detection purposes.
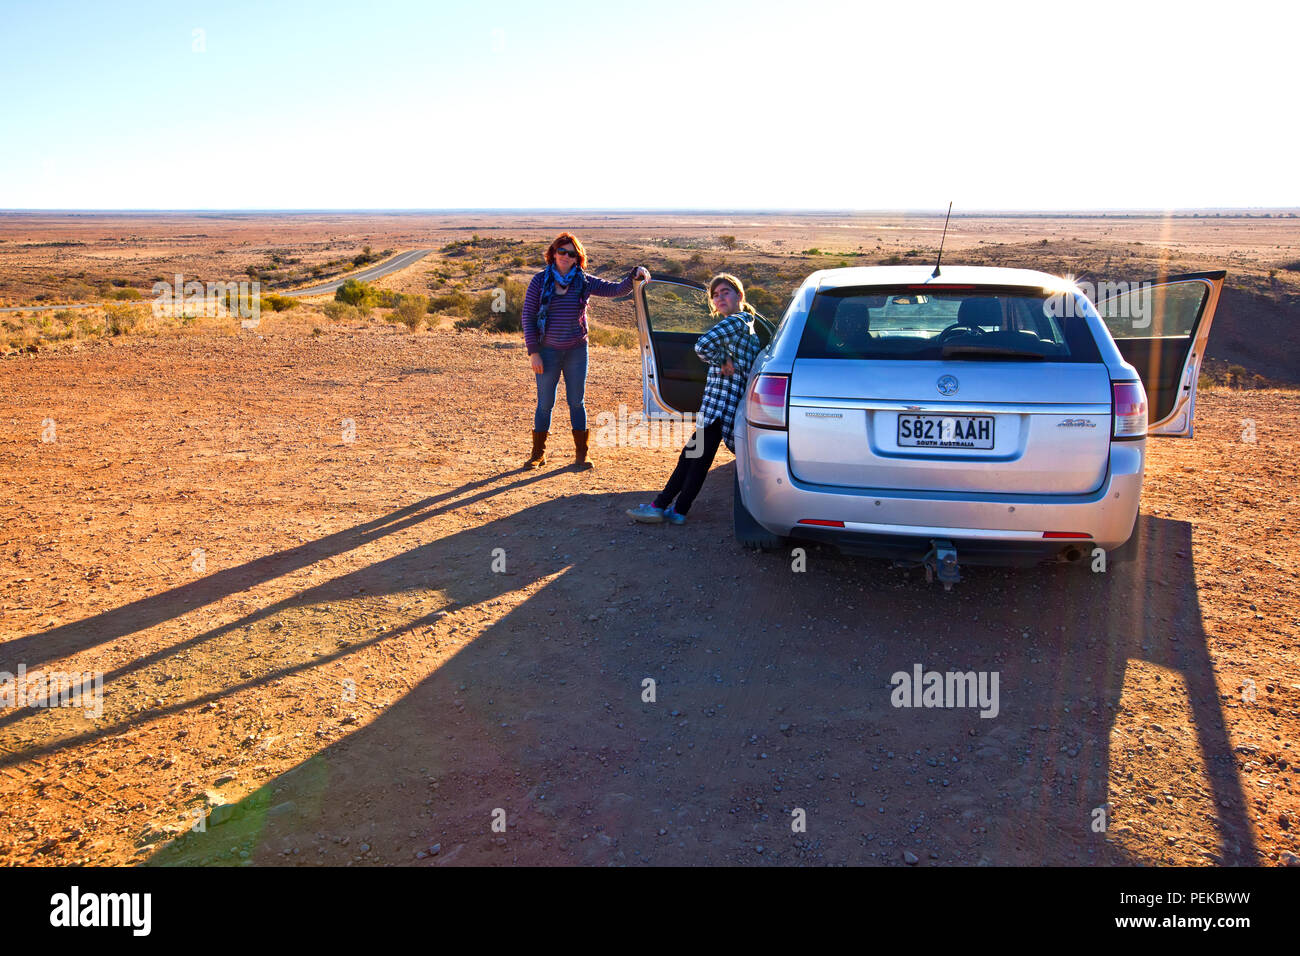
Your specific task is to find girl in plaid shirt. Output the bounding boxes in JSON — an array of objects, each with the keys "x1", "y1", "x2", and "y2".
[{"x1": 627, "y1": 274, "x2": 762, "y2": 525}]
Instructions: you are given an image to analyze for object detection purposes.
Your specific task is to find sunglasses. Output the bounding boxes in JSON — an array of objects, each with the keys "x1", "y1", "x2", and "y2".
[{"x1": 555, "y1": 248, "x2": 577, "y2": 258}]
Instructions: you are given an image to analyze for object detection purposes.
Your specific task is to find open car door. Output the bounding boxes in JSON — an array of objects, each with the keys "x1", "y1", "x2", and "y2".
[
  {"x1": 1095, "y1": 270, "x2": 1225, "y2": 437},
  {"x1": 633, "y1": 276, "x2": 773, "y2": 418}
]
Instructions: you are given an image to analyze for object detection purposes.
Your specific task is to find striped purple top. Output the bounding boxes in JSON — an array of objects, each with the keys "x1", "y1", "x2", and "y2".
[{"x1": 521, "y1": 269, "x2": 635, "y2": 354}]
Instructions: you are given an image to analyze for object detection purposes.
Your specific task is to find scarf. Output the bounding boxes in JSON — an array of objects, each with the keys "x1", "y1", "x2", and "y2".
[{"x1": 536, "y1": 264, "x2": 588, "y2": 339}]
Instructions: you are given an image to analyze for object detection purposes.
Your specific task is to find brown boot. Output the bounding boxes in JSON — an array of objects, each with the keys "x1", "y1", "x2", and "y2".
[
  {"x1": 573, "y1": 429, "x2": 592, "y2": 469},
  {"x1": 524, "y1": 430, "x2": 548, "y2": 468}
]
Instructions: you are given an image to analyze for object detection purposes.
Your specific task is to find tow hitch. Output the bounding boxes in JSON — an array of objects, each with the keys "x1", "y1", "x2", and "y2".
[{"x1": 922, "y1": 539, "x2": 961, "y2": 591}]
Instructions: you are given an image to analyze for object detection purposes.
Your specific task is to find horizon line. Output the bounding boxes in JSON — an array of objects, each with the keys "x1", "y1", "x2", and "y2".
[{"x1": 2, "y1": 206, "x2": 1299, "y2": 216}]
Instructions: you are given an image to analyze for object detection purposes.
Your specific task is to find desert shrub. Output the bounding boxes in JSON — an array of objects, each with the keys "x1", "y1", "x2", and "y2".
[
  {"x1": 216, "y1": 286, "x2": 259, "y2": 317},
  {"x1": 719, "y1": 235, "x2": 737, "y2": 251},
  {"x1": 745, "y1": 285, "x2": 782, "y2": 319},
  {"x1": 371, "y1": 288, "x2": 402, "y2": 308},
  {"x1": 104, "y1": 302, "x2": 146, "y2": 336},
  {"x1": 322, "y1": 301, "x2": 359, "y2": 321},
  {"x1": 587, "y1": 325, "x2": 637, "y2": 348},
  {"x1": 453, "y1": 278, "x2": 526, "y2": 333},
  {"x1": 111, "y1": 287, "x2": 142, "y2": 300},
  {"x1": 471, "y1": 278, "x2": 526, "y2": 332},
  {"x1": 335, "y1": 279, "x2": 375, "y2": 307},
  {"x1": 390, "y1": 294, "x2": 429, "y2": 331},
  {"x1": 428, "y1": 290, "x2": 475, "y2": 316},
  {"x1": 803, "y1": 248, "x2": 821, "y2": 256},
  {"x1": 260, "y1": 293, "x2": 299, "y2": 312},
  {"x1": 1201, "y1": 362, "x2": 1268, "y2": 389},
  {"x1": 510, "y1": 256, "x2": 525, "y2": 267}
]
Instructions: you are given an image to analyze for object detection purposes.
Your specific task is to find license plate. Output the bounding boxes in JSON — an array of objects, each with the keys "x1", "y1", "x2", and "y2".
[{"x1": 897, "y1": 414, "x2": 995, "y2": 449}]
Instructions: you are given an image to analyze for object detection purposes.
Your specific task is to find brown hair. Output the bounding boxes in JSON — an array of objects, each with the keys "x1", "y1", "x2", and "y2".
[
  {"x1": 707, "y1": 272, "x2": 757, "y2": 316},
  {"x1": 545, "y1": 233, "x2": 588, "y2": 269}
]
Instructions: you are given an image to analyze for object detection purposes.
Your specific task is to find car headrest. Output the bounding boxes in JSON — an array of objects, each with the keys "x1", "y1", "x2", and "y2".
[
  {"x1": 956, "y1": 297, "x2": 1002, "y2": 329},
  {"x1": 835, "y1": 300, "x2": 872, "y2": 333}
]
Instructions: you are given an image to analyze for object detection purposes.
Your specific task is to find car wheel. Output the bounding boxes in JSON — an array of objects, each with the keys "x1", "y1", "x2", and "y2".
[{"x1": 734, "y1": 473, "x2": 784, "y2": 551}]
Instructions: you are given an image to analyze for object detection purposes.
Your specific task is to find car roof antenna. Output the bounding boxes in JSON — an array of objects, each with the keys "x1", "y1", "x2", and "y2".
[{"x1": 931, "y1": 201, "x2": 953, "y2": 279}]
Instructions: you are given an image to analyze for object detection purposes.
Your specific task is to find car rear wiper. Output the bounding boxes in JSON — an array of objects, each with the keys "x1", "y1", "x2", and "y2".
[{"x1": 940, "y1": 345, "x2": 1047, "y2": 360}]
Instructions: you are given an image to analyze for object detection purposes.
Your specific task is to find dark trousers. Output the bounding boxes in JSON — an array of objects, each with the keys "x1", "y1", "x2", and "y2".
[{"x1": 653, "y1": 419, "x2": 722, "y2": 516}]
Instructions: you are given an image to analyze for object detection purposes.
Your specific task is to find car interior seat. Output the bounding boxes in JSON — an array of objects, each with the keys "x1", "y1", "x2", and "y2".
[
  {"x1": 953, "y1": 297, "x2": 1002, "y2": 333},
  {"x1": 829, "y1": 300, "x2": 873, "y2": 354}
]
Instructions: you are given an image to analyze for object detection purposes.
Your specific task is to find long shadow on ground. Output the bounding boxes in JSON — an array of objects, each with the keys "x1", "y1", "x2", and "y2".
[{"x1": 134, "y1": 465, "x2": 1255, "y2": 866}]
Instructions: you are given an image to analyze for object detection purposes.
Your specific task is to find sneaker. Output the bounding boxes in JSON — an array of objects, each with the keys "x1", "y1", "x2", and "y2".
[
  {"x1": 626, "y1": 503, "x2": 665, "y2": 523},
  {"x1": 663, "y1": 505, "x2": 686, "y2": 525}
]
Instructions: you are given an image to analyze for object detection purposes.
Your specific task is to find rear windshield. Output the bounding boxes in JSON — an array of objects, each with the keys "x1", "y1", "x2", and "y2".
[{"x1": 797, "y1": 286, "x2": 1103, "y2": 362}]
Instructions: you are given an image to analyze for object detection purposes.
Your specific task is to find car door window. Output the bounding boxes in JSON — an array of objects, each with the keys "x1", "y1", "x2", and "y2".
[
  {"x1": 1098, "y1": 282, "x2": 1207, "y2": 342},
  {"x1": 638, "y1": 281, "x2": 713, "y2": 415},
  {"x1": 1096, "y1": 276, "x2": 1218, "y2": 430},
  {"x1": 644, "y1": 282, "x2": 713, "y2": 334}
]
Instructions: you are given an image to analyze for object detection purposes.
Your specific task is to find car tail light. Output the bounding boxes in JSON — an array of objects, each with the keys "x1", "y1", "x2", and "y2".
[
  {"x1": 1112, "y1": 381, "x2": 1147, "y2": 439},
  {"x1": 747, "y1": 374, "x2": 789, "y2": 429}
]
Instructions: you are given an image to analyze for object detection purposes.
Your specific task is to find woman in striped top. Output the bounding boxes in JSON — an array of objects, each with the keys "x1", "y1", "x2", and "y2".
[{"x1": 521, "y1": 233, "x2": 650, "y2": 469}]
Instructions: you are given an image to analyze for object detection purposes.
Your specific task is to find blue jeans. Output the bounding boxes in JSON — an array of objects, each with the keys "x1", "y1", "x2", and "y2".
[{"x1": 533, "y1": 344, "x2": 588, "y2": 432}]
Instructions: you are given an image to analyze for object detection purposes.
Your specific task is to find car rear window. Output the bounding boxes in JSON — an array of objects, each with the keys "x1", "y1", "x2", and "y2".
[{"x1": 797, "y1": 286, "x2": 1103, "y2": 362}]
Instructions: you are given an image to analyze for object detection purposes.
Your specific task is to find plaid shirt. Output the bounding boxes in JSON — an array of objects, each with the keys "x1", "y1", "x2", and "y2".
[{"x1": 694, "y1": 311, "x2": 762, "y2": 452}]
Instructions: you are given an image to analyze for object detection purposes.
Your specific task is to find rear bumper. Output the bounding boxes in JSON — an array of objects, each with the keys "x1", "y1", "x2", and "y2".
[{"x1": 735, "y1": 419, "x2": 1145, "y2": 563}]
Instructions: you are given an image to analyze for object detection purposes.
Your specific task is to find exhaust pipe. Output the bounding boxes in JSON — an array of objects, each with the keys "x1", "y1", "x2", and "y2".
[{"x1": 1060, "y1": 545, "x2": 1084, "y2": 563}]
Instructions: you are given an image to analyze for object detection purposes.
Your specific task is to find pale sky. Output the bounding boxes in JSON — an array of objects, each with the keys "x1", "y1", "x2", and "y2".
[{"x1": 1, "y1": 0, "x2": 1295, "y2": 209}]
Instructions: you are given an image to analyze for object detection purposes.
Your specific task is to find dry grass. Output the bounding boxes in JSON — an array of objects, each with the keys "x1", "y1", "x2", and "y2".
[
  {"x1": 2, "y1": 211, "x2": 1298, "y2": 382},
  {"x1": 587, "y1": 323, "x2": 637, "y2": 349}
]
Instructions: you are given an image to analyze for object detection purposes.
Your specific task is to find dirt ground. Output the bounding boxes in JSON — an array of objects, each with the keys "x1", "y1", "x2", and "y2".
[{"x1": 1, "y1": 319, "x2": 1297, "y2": 867}]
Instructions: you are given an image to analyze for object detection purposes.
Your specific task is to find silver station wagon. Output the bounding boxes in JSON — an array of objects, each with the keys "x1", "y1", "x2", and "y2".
[{"x1": 633, "y1": 265, "x2": 1224, "y2": 586}]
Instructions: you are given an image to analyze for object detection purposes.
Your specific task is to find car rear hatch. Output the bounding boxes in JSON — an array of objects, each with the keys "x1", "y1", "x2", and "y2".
[{"x1": 787, "y1": 285, "x2": 1113, "y2": 495}]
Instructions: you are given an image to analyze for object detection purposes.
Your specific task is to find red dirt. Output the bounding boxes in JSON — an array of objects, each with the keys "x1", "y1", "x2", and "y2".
[{"x1": 1, "y1": 323, "x2": 1296, "y2": 866}]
